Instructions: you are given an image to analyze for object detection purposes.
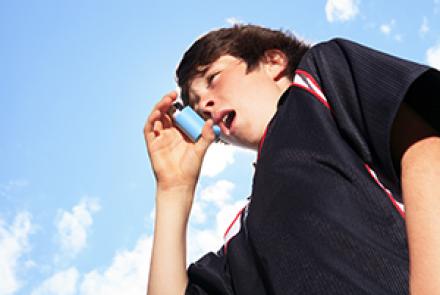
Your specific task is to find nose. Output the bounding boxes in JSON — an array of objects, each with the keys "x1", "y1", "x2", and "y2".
[{"x1": 199, "y1": 98, "x2": 215, "y2": 120}]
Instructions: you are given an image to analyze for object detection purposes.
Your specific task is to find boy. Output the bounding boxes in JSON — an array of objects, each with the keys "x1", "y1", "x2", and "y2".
[{"x1": 145, "y1": 25, "x2": 440, "y2": 294}]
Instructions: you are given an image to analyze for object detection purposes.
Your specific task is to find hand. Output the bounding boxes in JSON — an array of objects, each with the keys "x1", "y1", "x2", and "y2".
[{"x1": 144, "y1": 91, "x2": 216, "y2": 192}]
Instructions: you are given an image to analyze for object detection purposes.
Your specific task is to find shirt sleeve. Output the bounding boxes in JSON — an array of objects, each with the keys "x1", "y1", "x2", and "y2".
[
  {"x1": 185, "y1": 247, "x2": 234, "y2": 295},
  {"x1": 304, "y1": 38, "x2": 440, "y2": 189}
]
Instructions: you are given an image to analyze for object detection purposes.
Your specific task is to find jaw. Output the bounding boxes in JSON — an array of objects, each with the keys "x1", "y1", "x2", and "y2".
[{"x1": 219, "y1": 123, "x2": 261, "y2": 151}]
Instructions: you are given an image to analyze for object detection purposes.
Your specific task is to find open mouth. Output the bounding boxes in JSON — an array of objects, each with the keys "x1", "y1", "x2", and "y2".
[{"x1": 222, "y1": 111, "x2": 236, "y2": 129}]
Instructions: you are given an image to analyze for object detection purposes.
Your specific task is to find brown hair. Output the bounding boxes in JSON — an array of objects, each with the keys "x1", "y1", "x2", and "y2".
[{"x1": 176, "y1": 24, "x2": 310, "y2": 105}]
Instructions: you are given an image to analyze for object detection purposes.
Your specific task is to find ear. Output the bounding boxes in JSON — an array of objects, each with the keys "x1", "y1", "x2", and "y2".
[{"x1": 262, "y1": 49, "x2": 288, "y2": 81}]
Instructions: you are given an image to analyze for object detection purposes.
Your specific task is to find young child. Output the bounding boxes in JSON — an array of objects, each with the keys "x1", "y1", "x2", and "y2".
[{"x1": 145, "y1": 24, "x2": 440, "y2": 294}]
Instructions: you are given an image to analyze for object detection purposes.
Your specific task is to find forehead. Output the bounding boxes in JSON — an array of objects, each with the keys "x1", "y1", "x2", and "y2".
[{"x1": 187, "y1": 55, "x2": 243, "y2": 107}]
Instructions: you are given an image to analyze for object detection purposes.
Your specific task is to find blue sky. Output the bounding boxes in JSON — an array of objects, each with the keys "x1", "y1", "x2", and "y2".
[{"x1": 1, "y1": 0, "x2": 440, "y2": 294}]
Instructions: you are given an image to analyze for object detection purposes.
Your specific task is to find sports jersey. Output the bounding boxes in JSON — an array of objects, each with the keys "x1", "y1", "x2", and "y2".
[{"x1": 185, "y1": 38, "x2": 440, "y2": 295}]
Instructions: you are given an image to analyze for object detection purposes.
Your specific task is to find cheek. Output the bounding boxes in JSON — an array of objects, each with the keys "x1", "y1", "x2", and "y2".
[
  {"x1": 216, "y1": 71, "x2": 275, "y2": 105},
  {"x1": 214, "y1": 78, "x2": 242, "y2": 102}
]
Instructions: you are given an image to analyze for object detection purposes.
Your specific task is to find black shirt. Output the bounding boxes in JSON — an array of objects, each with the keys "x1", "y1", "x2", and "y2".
[{"x1": 185, "y1": 38, "x2": 440, "y2": 295}]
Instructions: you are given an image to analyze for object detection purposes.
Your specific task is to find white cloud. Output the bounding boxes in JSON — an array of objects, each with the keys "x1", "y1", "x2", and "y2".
[
  {"x1": 77, "y1": 175, "x2": 249, "y2": 294},
  {"x1": 187, "y1": 198, "x2": 248, "y2": 263},
  {"x1": 0, "y1": 212, "x2": 33, "y2": 295},
  {"x1": 31, "y1": 267, "x2": 79, "y2": 295},
  {"x1": 187, "y1": 227, "x2": 223, "y2": 263},
  {"x1": 380, "y1": 24, "x2": 391, "y2": 35},
  {"x1": 379, "y1": 20, "x2": 402, "y2": 42},
  {"x1": 79, "y1": 235, "x2": 152, "y2": 295},
  {"x1": 427, "y1": 43, "x2": 440, "y2": 70},
  {"x1": 325, "y1": 0, "x2": 359, "y2": 23},
  {"x1": 419, "y1": 17, "x2": 430, "y2": 36},
  {"x1": 187, "y1": 179, "x2": 249, "y2": 262},
  {"x1": 77, "y1": 220, "x2": 224, "y2": 295},
  {"x1": 225, "y1": 17, "x2": 244, "y2": 26},
  {"x1": 201, "y1": 143, "x2": 236, "y2": 177},
  {"x1": 32, "y1": 229, "x2": 151, "y2": 295},
  {"x1": 215, "y1": 199, "x2": 248, "y2": 236},
  {"x1": 380, "y1": 19, "x2": 395, "y2": 35},
  {"x1": 200, "y1": 180, "x2": 234, "y2": 208},
  {"x1": 189, "y1": 200, "x2": 207, "y2": 224},
  {"x1": 56, "y1": 198, "x2": 101, "y2": 259}
]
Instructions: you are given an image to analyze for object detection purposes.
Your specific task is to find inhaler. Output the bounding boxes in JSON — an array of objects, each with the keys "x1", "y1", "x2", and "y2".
[{"x1": 168, "y1": 101, "x2": 221, "y2": 142}]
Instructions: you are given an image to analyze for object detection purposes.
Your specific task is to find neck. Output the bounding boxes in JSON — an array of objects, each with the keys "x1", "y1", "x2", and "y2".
[
  {"x1": 276, "y1": 76, "x2": 293, "y2": 97},
  {"x1": 250, "y1": 77, "x2": 293, "y2": 151}
]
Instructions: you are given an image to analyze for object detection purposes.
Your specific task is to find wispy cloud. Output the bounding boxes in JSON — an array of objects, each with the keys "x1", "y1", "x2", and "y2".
[
  {"x1": 31, "y1": 267, "x2": 79, "y2": 295},
  {"x1": 55, "y1": 198, "x2": 101, "y2": 259},
  {"x1": 0, "y1": 212, "x2": 33, "y2": 295},
  {"x1": 380, "y1": 19, "x2": 395, "y2": 35},
  {"x1": 419, "y1": 17, "x2": 429, "y2": 36},
  {"x1": 200, "y1": 143, "x2": 236, "y2": 177},
  {"x1": 225, "y1": 17, "x2": 244, "y2": 26},
  {"x1": 394, "y1": 34, "x2": 403, "y2": 42},
  {"x1": 33, "y1": 236, "x2": 152, "y2": 295},
  {"x1": 15, "y1": 196, "x2": 148, "y2": 295},
  {"x1": 0, "y1": 179, "x2": 29, "y2": 198},
  {"x1": 189, "y1": 199, "x2": 207, "y2": 224},
  {"x1": 150, "y1": 179, "x2": 244, "y2": 261},
  {"x1": 325, "y1": 0, "x2": 360, "y2": 23},
  {"x1": 79, "y1": 235, "x2": 152, "y2": 295},
  {"x1": 187, "y1": 199, "x2": 248, "y2": 263},
  {"x1": 379, "y1": 19, "x2": 403, "y2": 42},
  {"x1": 188, "y1": 179, "x2": 248, "y2": 262},
  {"x1": 214, "y1": 198, "x2": 248, "y2": 240},
  {"x1": 31, "y1": 233, "x2": 152, "y2": 295},
  {"x1": 427, "y1": 43, "x2": 440, "y2": 69},
  {"x1": 35, "y1": 178, "x2": 248, "y2": 294},
  {"x1": 200, "y1": 180, "x2": 234, "y2": 208}
]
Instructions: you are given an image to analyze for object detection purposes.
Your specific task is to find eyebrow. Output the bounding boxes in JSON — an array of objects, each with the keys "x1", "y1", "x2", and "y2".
[{"x1": 196, "y1": 64, "x2": 212, "y2": 77}]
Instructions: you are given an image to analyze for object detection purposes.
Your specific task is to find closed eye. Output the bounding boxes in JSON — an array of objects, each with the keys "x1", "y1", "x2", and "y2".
[{"x1": 207, "y1": 71, "x2": 220, "y2": 87}]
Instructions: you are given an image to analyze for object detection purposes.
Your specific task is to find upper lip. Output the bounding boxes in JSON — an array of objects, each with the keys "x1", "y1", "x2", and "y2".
[{"x1": 212, "y1": 109, "x2": 234, "y2": 125}]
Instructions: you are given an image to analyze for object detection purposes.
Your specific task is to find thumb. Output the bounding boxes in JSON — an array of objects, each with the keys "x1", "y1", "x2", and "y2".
[{"x1": 195, "y1": 119, "x2": 216, "y2": 155}]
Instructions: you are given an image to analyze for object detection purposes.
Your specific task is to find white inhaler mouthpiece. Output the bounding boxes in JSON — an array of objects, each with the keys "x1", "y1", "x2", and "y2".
[{"x1": 168, "y1": 102, "x2": 221, "y2": 142}]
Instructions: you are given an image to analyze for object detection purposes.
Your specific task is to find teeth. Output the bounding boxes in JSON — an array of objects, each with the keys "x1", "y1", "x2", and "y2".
[{"x1": 222, "y1": 113, "x2": 229, "y2": 124}]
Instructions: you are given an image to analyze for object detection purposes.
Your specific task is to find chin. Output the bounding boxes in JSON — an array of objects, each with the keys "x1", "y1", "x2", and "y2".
[
  {"x1": 219, "y1": 127, "x2": 259, "y2": 150},
  {"x1": 225, "y1": 137, "x2": 257, "y2": 150}
]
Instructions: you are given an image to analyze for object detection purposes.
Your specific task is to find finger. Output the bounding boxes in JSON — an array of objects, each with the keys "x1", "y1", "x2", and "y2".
[
  {"x1": 153, "y1": 91, "x2": 178, "y2": 114},
  {"x1": 195, "y1": 119, "x2": 216, "y2": 154},
  {"x1": 145, "y1": 91, "x2": 178, "y2": 142},
  {"x1": 153, "y1": 119, "x2": 163, "y2": 132},
  {"x1": 144, "y1": 109, "x2": 162, "y2": 143},
  {"x1": 162, "y1": 112, "x2": 174, "y2": 129}
]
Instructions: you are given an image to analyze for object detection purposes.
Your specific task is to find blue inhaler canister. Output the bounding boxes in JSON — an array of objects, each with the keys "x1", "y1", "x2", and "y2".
[{"x1": 169, "y1": 102, "x2": 221, "y2": 142}]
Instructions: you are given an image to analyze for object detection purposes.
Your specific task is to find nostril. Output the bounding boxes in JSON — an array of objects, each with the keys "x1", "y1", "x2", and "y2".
[{"x1": 206, "y1": 101, "x2": 214, "y2": 107}]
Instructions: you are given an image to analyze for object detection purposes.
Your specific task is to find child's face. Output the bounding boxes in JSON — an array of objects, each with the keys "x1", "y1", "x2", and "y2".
[{"x1": 188, "y1": 55, "x2": 285, "y2": 150}]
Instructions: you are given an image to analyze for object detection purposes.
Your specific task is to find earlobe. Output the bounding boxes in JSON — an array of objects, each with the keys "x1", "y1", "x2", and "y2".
[{"x1": 263, "y1": 49, "x2": 288, "y2": 81}]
